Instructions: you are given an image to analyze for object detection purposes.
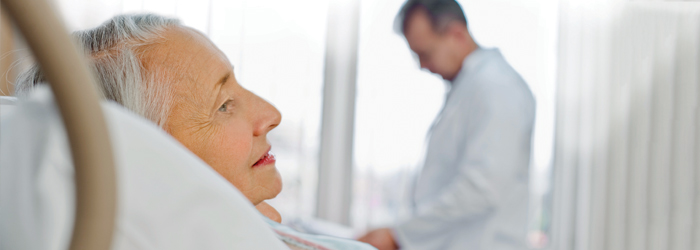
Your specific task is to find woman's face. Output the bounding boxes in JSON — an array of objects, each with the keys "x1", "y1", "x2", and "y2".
[{"x1": 143, "y1": 26, "x2": 282, "y2": 205}]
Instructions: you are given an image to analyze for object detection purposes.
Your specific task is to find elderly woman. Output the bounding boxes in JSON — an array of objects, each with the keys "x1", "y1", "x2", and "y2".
[
  {"x1": 18, "y1": 14, "x2": 283, "y2": 221},
  {"x1": 16, "y1": 14, "x2": 373, "y2": 250}
]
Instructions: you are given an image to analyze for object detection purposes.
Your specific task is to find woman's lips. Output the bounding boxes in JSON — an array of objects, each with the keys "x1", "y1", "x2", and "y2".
[{"x1": 253, "y1": 151, "x2": 276, "y2": 167}]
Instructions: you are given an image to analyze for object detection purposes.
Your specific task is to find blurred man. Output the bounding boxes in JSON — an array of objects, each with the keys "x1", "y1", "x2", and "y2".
[{"x1": 358, "y1": 0, "x2": 535, "y2": 249}]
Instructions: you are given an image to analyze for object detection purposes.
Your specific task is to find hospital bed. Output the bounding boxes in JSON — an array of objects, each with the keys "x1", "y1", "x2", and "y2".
[{"x1": 0, "y1": 0, "x2": 290, "y2": 249}]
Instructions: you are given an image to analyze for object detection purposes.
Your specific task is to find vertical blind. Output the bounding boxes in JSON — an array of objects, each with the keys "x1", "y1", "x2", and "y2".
[{"x1": 551, "y1": 2, "x2": 700, "y2": 250}]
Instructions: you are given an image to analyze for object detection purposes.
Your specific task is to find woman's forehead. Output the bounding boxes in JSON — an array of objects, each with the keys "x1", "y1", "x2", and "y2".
[
  {"x1": 151, "y1": 28, "x2": 230, "y2": 82},
  {"x1": 158, "y1": 27, "x2": 227, "y2": 66},
  {"x1": 145, "y1": 26, "x2": 234, "y2": 109}
]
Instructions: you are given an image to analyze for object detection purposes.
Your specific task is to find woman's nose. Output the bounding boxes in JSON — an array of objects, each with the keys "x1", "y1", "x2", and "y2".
[{"x1": 252, "y1": 94, "x2": 281, "y2": 137}]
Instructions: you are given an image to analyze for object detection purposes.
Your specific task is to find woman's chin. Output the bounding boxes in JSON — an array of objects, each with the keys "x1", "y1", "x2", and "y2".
[
  {"x1": 251, "y1": 167, "x2": 283, "y2": 203},
  {"x1": 268, "y1": 168, "x2": 283, "y2": 198}
]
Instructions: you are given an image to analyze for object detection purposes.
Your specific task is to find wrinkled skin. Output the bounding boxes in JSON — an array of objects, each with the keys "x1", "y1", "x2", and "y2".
[{"x1": 142, "y1": 26, "x2": 283, "y2": 218}]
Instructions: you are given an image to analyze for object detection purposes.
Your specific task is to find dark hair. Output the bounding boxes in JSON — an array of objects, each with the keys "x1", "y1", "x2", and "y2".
[{"x1": 395, "y1": 0, "x2": 467, "y2": 34}]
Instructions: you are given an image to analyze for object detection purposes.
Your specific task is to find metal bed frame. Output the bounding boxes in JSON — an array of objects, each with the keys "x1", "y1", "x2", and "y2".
[{"x1": 1, "y1": 0, "x2": 116, "y2": 249}]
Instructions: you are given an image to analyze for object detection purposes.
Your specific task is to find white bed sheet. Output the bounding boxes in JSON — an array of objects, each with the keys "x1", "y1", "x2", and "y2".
[{"x1": 0, "y1": 87, "x2": 289, "y2": 249}]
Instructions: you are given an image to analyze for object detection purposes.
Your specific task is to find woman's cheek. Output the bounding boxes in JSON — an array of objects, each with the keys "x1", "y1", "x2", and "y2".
[{"x1": 215, "y1": 125, "x2": 254, "y2": 169}]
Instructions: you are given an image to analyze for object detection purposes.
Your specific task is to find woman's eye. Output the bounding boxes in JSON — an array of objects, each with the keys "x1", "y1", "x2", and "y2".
[{"x1": 218, "y1": 102, "x2": 229, "y2": 112}]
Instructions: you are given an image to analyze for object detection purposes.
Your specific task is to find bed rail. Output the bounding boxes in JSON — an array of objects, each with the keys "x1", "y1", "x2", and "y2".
[{"x1": 0, "y1": 0, "x2": 116, "y2": 249}]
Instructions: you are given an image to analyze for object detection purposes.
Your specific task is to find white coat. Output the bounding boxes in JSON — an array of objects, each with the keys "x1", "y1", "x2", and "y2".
[{"x1": 393, "y1": 48, "x2": 536, "y2": 250}]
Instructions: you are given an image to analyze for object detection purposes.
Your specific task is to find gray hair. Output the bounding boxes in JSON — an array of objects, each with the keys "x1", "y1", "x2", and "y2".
[{"x1": 15, "y1": 14, "x2": 181, "y2": 128}]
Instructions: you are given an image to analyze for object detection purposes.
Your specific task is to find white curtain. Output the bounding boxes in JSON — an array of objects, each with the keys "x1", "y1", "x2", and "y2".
[{"x1": 551, "y1": 1, "x2": 700, "y2": 250}]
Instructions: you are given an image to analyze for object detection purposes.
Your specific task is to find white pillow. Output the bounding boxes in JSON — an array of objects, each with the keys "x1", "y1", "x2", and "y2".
[
  {"x1": 0, "y1": 87, "x2": 288, "y2": 250},
  {"x1": 0, "y1": 96, "x2": 17, "y2": 118}
]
